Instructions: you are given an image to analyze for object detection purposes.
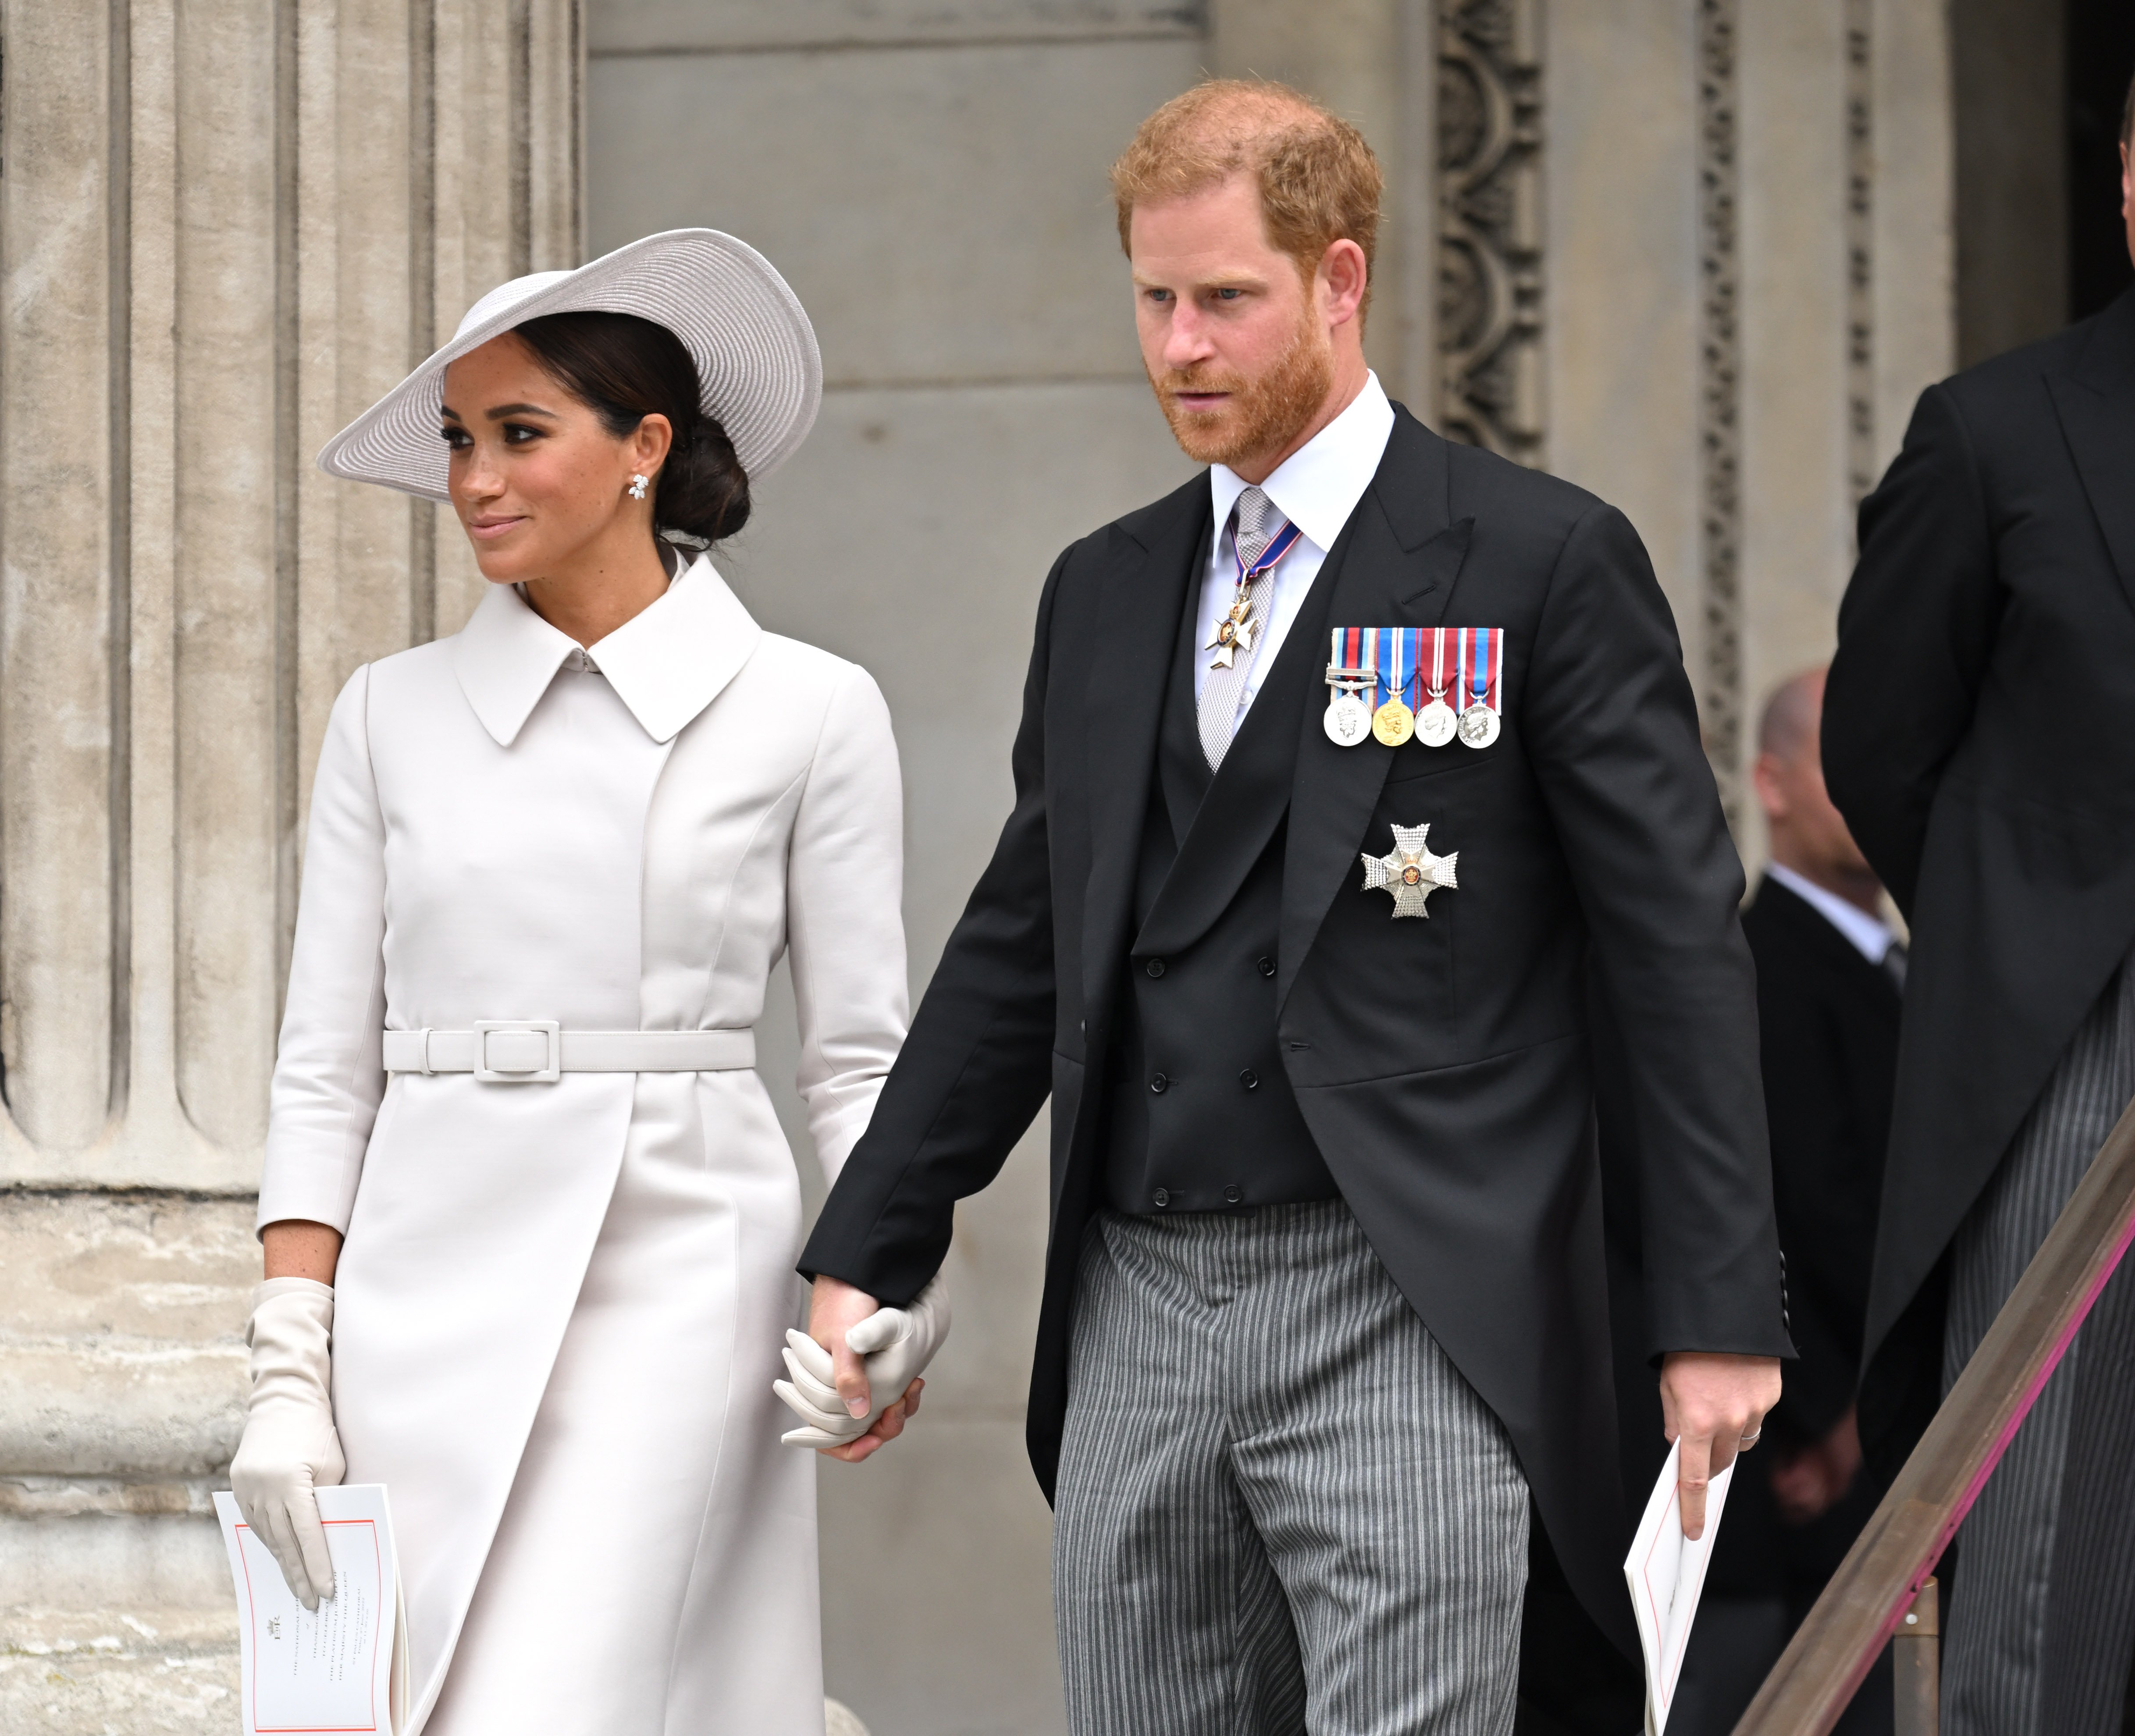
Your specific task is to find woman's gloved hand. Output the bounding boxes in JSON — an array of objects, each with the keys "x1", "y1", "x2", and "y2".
[
  {"x1": 229, "y1": 1277, "x2": 346, "y2": 1609},
  {"x1": 774, "y1": 1269, "x2": 950, "y2": 1448}
]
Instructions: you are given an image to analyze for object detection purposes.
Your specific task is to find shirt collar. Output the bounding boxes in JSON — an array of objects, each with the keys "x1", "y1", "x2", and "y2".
[
  {"x1": 450, "y1": 555, "x2": 762, "y2": 747},
  {"x1": 1209, "y1": 370, "x2": 1396, "y2": 557},
  {"x1": 1765, "y1": 862, "x2": 1895, "y2": 965}
]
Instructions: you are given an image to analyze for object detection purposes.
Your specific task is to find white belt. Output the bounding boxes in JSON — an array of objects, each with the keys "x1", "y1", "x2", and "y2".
[{"x1": 382, "y1": 1023, "x2": 756, "y2": 1082}]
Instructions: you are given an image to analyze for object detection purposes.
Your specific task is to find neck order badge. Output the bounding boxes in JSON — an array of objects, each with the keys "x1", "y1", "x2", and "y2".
[{"x1": 1206, "y1": 514, "x2": 1306, "y2": 671}]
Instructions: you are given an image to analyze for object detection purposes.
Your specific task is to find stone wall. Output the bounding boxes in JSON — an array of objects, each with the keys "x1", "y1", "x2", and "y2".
[{"x1": 2, "y1": 4, "x2": 1955, "y2": 1735}]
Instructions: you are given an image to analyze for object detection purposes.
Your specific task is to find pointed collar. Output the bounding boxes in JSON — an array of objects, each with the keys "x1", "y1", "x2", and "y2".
[{"x1": 449, "y1": 555, "x2": 762, "y2": 747}]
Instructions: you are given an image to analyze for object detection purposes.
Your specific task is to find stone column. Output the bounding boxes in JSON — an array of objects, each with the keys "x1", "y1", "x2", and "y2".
[{"x1": 0, "y1": 6, "x2": 581, "y2": 1728}]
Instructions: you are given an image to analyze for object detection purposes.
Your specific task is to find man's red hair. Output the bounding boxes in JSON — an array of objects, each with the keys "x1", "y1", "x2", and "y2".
[{"x1": 1110, "y1": 79, "x2": 1384, "y2": 322}]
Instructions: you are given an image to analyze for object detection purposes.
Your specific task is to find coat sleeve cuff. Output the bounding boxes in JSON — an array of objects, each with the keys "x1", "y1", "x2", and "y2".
[{"x1": 255, "y1": 1153, "x2": 360, "y2": 1238}]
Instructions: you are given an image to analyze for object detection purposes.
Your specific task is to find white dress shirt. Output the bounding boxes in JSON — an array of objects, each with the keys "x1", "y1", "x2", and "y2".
[
  {"x1": 1194, "y1": 371, "x2": 1397, "y2": 722},
  {"x1": 1765, "y1": 861, "x2": 1897, "y2": 965}
]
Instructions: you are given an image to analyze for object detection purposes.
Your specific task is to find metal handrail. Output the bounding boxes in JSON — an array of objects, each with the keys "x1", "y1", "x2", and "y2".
[{"x1": 1729, "y1": 1093, "x2": 2135, "y2": 1734}]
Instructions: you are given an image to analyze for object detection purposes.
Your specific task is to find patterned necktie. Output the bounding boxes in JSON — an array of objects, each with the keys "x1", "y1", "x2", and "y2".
[{"x1": 1198, "y1": 486, "x2": 1281, "y2": 770}]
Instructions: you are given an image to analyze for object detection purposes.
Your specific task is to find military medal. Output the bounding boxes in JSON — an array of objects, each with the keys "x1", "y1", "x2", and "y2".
[
  {"x1": 1416, "y1": 628, "x2": 1459, "y2": 747},
  {"x1": 1361, "y1": 822, "x2": 1459, "y2": 919},
  {"x1": 1207, "y1": 515, "x2": 1305, "y2": 671},
  {"x1": 1371, "y1": 628, "x2": 1417, "y2": 747},
  {"x1": 1324, "y1": 628, "x2": 1375, "y2": 746},
  {"x1": 1458, "y1": 627, "x2": 1502, "y2": 748}
]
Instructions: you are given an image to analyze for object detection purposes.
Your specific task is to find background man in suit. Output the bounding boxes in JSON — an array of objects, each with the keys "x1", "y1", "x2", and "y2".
[
  {"x1": 798, "y1": 80, "x2": 1785, "y2": 1734},
  {"x1": 1673, "y1": 668, "x2": 1901, "y2": 1736},
  {"x1": 1824, "y1": 75, "x2": 2135, "y2": 1736}
]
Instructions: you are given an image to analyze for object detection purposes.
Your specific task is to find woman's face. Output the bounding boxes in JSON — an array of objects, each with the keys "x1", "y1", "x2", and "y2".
[{"x1": 440, "y1": 332, "x2": 670, "y2": 583}]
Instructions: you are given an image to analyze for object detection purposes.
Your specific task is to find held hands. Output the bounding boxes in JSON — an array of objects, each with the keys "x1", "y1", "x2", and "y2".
[
  {"x1": 1659, "y1": 1350, "x2": 1782, "y2": 1540},
  {"x1": 229, "y1": 1278, "x2": 346, "y2": 1609},
  {"x1": 774, "y1": 1271, "x2": 950, "y2": 1462}
]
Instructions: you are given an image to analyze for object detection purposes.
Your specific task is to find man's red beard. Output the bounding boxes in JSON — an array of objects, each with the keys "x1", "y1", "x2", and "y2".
[{"x1": 1147, "y1": 307, "x2": 1334, "y2": 469}]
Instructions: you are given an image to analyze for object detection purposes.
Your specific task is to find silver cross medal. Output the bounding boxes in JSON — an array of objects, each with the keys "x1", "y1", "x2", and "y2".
[
  {"x1": 1361, "y1": 822, "x2": 1459, "y2": 918},
  {"x1": 1206, "y1": 591, "x2": 1260, "y2": 669}
]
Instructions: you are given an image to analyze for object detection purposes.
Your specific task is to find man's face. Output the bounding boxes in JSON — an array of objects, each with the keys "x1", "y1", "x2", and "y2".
[
  {"x1": 1128, "y1": 174, "x2": 1333, "y2": 470},
  {"x1": 1753, "y1": 679, "x2": 1872, "y2": 882}
]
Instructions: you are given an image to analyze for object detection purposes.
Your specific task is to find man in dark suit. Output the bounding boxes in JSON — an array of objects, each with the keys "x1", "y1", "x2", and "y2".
[
  {"x1": 1672, "y1": 668, "x2": 1901, "y2": 1736},
  {"x1": 798, "y1": 80, "x2": 1785, "y2": 1732},
  {"x1": 1823, "y1": 77, "x2": 2135, "y2": 1736}
]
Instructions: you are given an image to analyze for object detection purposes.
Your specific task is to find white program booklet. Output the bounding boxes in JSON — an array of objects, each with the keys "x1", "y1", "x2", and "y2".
[
  {"x1": 215, "y1": 1484, "x2": 409, "y2": 1736},
  {"x1": 1623, "y1": 1441, "x2": 1736, "y2": 1736}
]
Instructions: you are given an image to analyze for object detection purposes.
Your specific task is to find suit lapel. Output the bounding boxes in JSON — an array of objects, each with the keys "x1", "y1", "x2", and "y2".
[
  {"x1": 1279, "y1": 411, "x2": 1466, "y2": 1009},
  {"x1": 2047, "y1": 289, "x2": 2135, "y2": 622},
  {"x1": 1135, "y1": 505, "x2": 1365, "y2": 959},
  {"x1": 1078, "y1": 482, "x2": 1211, "y2": 1039}
]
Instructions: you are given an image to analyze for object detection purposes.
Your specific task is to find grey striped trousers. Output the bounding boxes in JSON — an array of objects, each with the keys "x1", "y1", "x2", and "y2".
[
  {"x1": 1941, "y1": 948, "x2": 2135, "y2": 1736},
  {"x1": 1054, "y1": 1199, "x2": 1530, "y2": 1736}
]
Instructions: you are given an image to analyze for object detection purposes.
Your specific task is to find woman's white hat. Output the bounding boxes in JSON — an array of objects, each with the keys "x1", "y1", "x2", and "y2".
[{"x1": 317, "y1": 228, "x2": 821, "y2": 499}]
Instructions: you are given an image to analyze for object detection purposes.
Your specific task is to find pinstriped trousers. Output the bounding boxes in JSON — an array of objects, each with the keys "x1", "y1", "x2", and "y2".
[
  {"x1": 1940, "y1": 948, "x2": 2135, "y2": 1736},
  {"x1": 1054, "y1": 1200, "x2": 1530, "y2": 1736}
]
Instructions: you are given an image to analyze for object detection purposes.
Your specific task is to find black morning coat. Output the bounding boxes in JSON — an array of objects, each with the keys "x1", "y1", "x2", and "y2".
[
  {"x1": 1825, "y1": 285, "x2": 2135, "y2": 1473},
  {"x1": 801, "y1": 404, "x2": 1791, "y2": 1655}
]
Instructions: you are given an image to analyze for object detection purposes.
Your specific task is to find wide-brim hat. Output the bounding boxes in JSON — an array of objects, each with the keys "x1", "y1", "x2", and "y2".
[{"x1": 317, "y1": 228, "x2": 821, "y2": 500}]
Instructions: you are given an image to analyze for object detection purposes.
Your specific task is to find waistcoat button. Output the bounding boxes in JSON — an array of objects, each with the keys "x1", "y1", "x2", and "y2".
[
  {"x1": 1239, "y1": 1068, "x2": 1259, "y2": 1089},
  {"x1": 1223, "y1": 1185, "x2": 1243, "y2": 1204},
  {"x1": 1149, "y1": 1073, "x2": 1169, "y2": 1093},
  {"x1": 1256, "y1": 956, "x2": 1275, "y2": 978},
  {"x1": 1146, "y1": 957, "x2": 1166, "y2": 978},
  {"x1": 1153, "y1": 1188, "x2": 1171, "y2": 1208}
]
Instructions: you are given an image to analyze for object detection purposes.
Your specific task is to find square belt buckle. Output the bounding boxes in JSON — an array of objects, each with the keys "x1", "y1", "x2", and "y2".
[{"x1": 473, "y1": 1020, "x2": 561, "y2": 1083}]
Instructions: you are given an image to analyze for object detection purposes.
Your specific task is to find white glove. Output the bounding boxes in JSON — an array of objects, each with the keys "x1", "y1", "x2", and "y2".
[
  {"x1": 775, "y1": 1270, "x2": 950, "y2": 1448},
  {"x1": 229, "y1": 1277, "x2": 346, "y2": 1609}
]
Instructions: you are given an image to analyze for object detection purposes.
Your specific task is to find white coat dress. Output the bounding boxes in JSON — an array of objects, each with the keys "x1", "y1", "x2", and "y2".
[{"x1": 256, "y1": 557, "x2": 908, "y2": 1736}]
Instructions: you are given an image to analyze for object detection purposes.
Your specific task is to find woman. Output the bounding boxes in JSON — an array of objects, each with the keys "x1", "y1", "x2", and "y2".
[{"x1": 229, "y1": 231, "x2": 922, "y2": 1735}]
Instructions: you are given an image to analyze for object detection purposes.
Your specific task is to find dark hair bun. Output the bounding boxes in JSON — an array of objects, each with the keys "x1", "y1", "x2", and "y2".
[{"x1": 512, "y1": 309, "x2": 751, "y2": 545}]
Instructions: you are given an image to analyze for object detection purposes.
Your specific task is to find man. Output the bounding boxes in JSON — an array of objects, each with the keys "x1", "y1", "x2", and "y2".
[
  {"x1": 1672, "y1": 669, "x2": 1901, "y2": 1736},
  {"x1": 802, "y1": 81, "x2": 1784, "y2": 1733},
  {"x1": 1825, "y1": 72, "x2": 2135, "y2": 1736}
]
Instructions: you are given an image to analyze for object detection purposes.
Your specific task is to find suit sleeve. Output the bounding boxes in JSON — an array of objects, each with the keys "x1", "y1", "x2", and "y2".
[
  {"x1": 797, "y1": 552, "x2": 1069, "y2": 1305},
  {"x1": 257, "y1": 666, "x2": 388, "y2": 1236},
  {"x1": 1824, "y1": 382, "x2": 2000, "y2": 915},
  {"x1": 1526, "y1": 505, "x2": 1790, "y2": 1359}
]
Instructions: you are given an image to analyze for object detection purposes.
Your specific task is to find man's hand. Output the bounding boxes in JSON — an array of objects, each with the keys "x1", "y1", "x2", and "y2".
[
  {"x1": 1770, "y1": 1405, "x2": 1862, "y2": 1524},
  {"x1": 1659, "y1": 1351, "x2": 1782, "y2": 1540},
  {"x1": 801, "y1": 1274, "x2": 922, "y2": 1464}
]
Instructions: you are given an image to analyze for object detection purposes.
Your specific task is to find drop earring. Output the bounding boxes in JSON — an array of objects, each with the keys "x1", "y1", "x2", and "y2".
[{"x1": 628, "y1": 473, "x2": 650, "y2": 500}]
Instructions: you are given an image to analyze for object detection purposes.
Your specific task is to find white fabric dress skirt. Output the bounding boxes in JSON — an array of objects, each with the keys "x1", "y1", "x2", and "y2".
[
  {"x1": 426, "y1": 1069, "x2": 818, "y2": 1735},
  {"x1": 257, "y1": 564, "x2": 908, "y2": 1736}
]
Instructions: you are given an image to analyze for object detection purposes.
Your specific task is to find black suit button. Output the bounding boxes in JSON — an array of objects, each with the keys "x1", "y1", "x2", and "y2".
[
  {"x1": 1239, "y1": 1068, "x2": 1259, "y2": 1090},
  {"x1": 1256, "y1": 956, "x2": 1275, "y2": 978},
  {"x1": 1146, "y1": 957, "x2": 1166, "y2": 978},
  {"x1": 1224, "y1": 1185, "x2": 1243, "y2": 1204},
  {"x1": 1153, "y1": 1188, "x2": 1171, "y2": 1208},
  {"x1": 1149, "y1": 1073, "x2": 1169, "y2": 1094}
]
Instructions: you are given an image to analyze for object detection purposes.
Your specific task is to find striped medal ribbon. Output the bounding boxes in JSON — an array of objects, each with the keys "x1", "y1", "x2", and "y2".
[
  {"x1": 1324, "y1": 626, "x2": 1376, "y2": 747},
  {"x1": 1372, "y1": 627, "x2": 1418, "y2": 747},
  {"x1": 1458, "y1": 628, "x2": 1502, "y2": 748},
  {"x1": 1416, "y1": 628, "x2": 1459, "y2": 747}
]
